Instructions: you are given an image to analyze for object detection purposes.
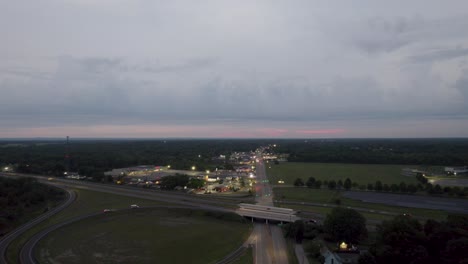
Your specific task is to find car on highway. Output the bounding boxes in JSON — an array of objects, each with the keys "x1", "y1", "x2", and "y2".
[
  {"x1": 130, "y1": 204, "x2": 140, "y2": 209},
  {"x1": 103, "y1": 209, "x2": 113, "y2": 213}
]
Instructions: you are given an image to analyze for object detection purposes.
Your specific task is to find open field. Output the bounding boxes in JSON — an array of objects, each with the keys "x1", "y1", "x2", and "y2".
[
  {"x1": 36, "y1": 208, "x2": 251, "y2": 264},
  {"x1": 267, "y1": 162, "x2": 423, "y2": 185},
  {"x1": 6, "y1": 189, "x2": 171, "y2": 263},
  {"x1": 273, "y1": 188, "x2": 451, "y2": 221}
]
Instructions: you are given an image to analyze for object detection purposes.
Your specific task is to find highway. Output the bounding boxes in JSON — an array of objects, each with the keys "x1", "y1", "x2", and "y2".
[
  {"x1": 0, "y1": 174, "x2": 238, "y2": 264},
  {"x1": 0, "y1": 188, "x2": 76, "y2": 264},
  {"x1": 250, "y1": 157, "x2": 290, "y2": 264},
  {"x1": 2, "y1": 166, "x2": 294, "y2": 264}
]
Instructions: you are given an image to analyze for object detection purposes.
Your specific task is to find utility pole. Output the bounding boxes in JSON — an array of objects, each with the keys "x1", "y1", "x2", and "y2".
[{"x1": 65, "y1": 136, "x2": 70, "y2": 175}]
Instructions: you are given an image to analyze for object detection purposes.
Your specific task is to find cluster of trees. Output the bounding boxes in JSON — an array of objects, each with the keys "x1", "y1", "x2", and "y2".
[
  {"x1": 159, "y1": 174, "x2": 189, "y2": 190},
  {"x1": 158, "y1": 174, "x2": 206, "y2": 190},
  {"x1": 295, "y1": 177, "x2": 354, "y2": 190},
  {"x1": 283, "y1": 208, "x2": 368, "y2": 262},
  {"x1": 276, "y1": 138, "x2": 468, "y2": 165},
  {"x1": 0, "y1": 139, "x2": 268, "y2": 181},
  {"x1": 360, "y1": 214, "x2": 468, "y2": 264},
  {"x1": 0, "y1": 177, "x2": 65, "y2": 235},
  {"x1": 293, "y1": 177, "x2": 468, "y2": 197},
  {"x1": 285, "y1": 207, "x2": 468, "y2": 264},
  {"x1": 323, "y1": 207, "x2": 368, "y2": 243}
]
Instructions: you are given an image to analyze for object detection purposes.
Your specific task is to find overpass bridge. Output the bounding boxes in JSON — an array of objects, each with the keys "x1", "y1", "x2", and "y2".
[{"x1": 236, "y1": 203, "x2": 300, "y2": 223}]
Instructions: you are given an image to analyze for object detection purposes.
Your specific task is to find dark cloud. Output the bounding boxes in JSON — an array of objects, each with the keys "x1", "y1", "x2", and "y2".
[
  {"x1": 1, "y1": 1, "x2": 468, "y2": 136},
  {"x1": 349, "y1": 16, "x2": 423, "y2": 54},
  {"x1": 408, "y1": 47, "x2": 468, "y2": 63}
]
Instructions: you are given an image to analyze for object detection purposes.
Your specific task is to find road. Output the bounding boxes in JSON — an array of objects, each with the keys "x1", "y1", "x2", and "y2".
[
  {"x1": 19, "y1": 206, "x2": 219, "y2": 264},
  {"x1": 0, "y1": 174, "x2": 236, "y2": 264},
  {"x1": 342, "y1": 191, "x2": 468, "y2": 214},
  {"x1": 250, "y1": 157, "x2": 289, "y2": 264},
  {"x1": 2, "y1": 168, "x2": 291, "y2": 264},
  {"x1": 0, "y1": 188, "x2": 76, "y2": 264}
]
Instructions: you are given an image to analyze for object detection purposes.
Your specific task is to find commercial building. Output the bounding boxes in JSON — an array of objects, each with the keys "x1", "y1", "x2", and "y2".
[{"x1": 445, "y1": 166, "x2": 468, "y2": 176}]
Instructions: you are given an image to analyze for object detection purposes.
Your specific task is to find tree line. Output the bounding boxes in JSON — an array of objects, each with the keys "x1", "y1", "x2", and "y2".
[
  {"x1": 275, "y1": 138, "x2": 468, "y2": 165},
  {"x1": 0, "y1": 139, "x2": 268, "y2": 181},
  {"x1": 293, "y1": 177, "x2": 468, "y2": 197},
  {"x1": 283, "y1": 208, "x2": 468, "y2": 264},
  {"x1": 0, "y1": 176, "x2": 65, "y2": 236}
]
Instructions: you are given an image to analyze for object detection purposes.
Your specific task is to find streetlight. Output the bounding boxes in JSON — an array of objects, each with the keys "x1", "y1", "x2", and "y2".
[{"x1": 192, "y1": 166, "x2": 196, "y2": 171}]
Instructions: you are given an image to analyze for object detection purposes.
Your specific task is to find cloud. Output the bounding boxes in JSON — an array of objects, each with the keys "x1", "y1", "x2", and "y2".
[
  {"x1": 407, "y1": 47, "x2": 468, "y2": 63},
  {"x1": 1, "y1": 1, "x2": 468, "y2": 137}
]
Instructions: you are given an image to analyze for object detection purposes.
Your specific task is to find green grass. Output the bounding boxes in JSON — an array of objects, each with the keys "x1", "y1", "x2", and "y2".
[
  {"x1": 6, "y1": 188, "x2": 171, "y2": 263},
  {"x1": 231, "y1": 247, "x2": 254, "y2": 264},
  {"x1": 268, "y1": 162, "x2": 421, "y2": 185},
  {"x1": 273, "y1": 188, "x2": 449, "y2": 221},
  {"x1": 36, "y1": 208, "x2": 251, "y2": 264}
]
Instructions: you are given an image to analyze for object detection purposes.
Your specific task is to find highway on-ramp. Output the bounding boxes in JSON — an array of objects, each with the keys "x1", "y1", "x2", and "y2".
[
  {"x1": 0, "y1": 187, "x2": 76, "y2": 264},
  {"x1": 2, "y1": 168, "x2": 292, "y2": 264}
]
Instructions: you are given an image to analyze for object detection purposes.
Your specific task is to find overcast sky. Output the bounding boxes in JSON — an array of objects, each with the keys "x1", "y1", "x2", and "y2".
[{"x1": 1, "y1": 1, "x2": 468, "y2": 138}]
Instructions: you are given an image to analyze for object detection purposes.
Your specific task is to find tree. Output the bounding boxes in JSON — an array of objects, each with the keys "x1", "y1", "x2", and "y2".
[
  {"x1": 407, "y1": 184, "x2": 417, "y2": 193},
  {"x1": 328, "y1": 180, "x2": 337, "y2": 190},
  {"x1": 283, "y1": 220, "x2": 305, "y2": 243},
  {"x1": 294, "y1": 178, "x2": 305, "y2": 187},
  {"x1": 315, "y1": 180, "x2": 322, "y2": 189},
  {"x1": 306, "y1": 177, "x2": 316, "y2": 188},
  {"x1": 375, "y1": 180, "x2": 383, "y2": 191},
  {"x1": 337, "y1": 179, "x2": 343, "y2": 189},
  {"x1": 399, "y1": 182, "x2": 407, "y2": 193},
  {"x1": 367, "y1": 183, "x2": 374, "y2": 191},
  {"x1": 187, "y1": 178, "x2": 205, "y2": 189},
  {"x1": 323, "y1": 207, "x2": 367, "y2": 243},
  {"x1": 160, "y1": 174, "x2": 189, "y2": 190},
  {"x1": 240, "y1": 177, "x2": 246, "y2": 187},
  {"x1": 383, "y1": 184, "x2": 390, "y2": 192},
  {"x1": 372, "y1": 215, "x2": 428, "y2": 264},
  {"x1": 358, "y1": 253, "x2": 377, "y2": 264},
  {"x1": 344, "y1": 178, "x2": 352, "y2": 190},
  {"x1": 433, "y1": 184, "x2": 443, "y2": 194}
]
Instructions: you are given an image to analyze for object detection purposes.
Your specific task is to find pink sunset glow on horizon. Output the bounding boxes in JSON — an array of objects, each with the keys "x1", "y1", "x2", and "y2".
[
  {"x1": 0, "y1": 124, "x2": 346, "y2": 138},
  {"x1": 296, "y1": 129, "x2": 345, "y2": 135}
]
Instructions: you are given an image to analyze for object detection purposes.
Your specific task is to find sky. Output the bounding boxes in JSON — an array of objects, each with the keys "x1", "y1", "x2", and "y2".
[{"x1": 1, "y1": 0, "x2": 468, "y2": 138}]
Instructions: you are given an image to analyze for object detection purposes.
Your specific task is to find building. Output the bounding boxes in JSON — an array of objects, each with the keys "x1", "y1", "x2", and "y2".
[
  {"x1": 322, "y1": 242, "x2": 361, "y2": 264},
  {"x1": 401, "y1": 168, "x2": 426, "y2": 177},
  {"x1": 445, "y1": 166, "x2": 468, "y2": 176}
]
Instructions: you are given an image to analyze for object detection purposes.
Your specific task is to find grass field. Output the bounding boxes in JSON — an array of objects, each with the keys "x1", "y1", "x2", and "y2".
[
  {"x1": 273, "y1": 188, "x2": 449, "y2": 221},
  {"x1": 6, "y1": 188, "x2": 171, "y2": 263},
  {"x1": 36, "y1": 208, "x2": 251, "y2": 264},
  {"x1": 267, "y1": 162, "x2": 421, "y2": 185}
]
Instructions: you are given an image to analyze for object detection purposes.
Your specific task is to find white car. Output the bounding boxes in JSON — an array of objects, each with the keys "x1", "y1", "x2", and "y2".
[{"x1": 130, "y1": 204, "x2": 140, "y2": 209}]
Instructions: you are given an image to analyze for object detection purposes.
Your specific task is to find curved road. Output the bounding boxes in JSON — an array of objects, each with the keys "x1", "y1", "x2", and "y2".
[
  {"x1": 0, "y1": 188, "x2": 76, "y2": 264},
  {"x1": 21, "y1": 206, "x2": 241, "y2": 264},
  {"x1": 3, "y1": 170, "x2": 286, "y2": 264}
]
